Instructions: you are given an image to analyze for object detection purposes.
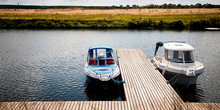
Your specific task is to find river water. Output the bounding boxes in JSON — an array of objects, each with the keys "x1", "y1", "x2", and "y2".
[{"x1": 0, "y1": 29, "x2": 219, "y2": 102}]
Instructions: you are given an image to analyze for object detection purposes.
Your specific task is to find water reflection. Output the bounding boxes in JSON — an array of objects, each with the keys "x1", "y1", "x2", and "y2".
[
  {"x1": 0, "y1": 29, "x2": 219, "y2": 102},
  {"x1": 84, "y1": 79, "x2": 126, "y2": 101},
  {"x1": 173, "y1": 84, "x2": 205, "y2": 102}
]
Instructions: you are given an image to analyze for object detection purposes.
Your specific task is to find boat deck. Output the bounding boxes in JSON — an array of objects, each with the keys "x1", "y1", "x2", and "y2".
[{"x1": 0, "y1": 49, "x2": 219, "y2": 110}]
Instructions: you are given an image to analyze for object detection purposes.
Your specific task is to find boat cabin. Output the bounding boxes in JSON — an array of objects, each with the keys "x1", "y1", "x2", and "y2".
[
  {"x1": 155, "y1": 41, "x2": 195, "y2": 63},
  {"x1": 87, "y1": 46, "x2": 115, "y2": 66}
]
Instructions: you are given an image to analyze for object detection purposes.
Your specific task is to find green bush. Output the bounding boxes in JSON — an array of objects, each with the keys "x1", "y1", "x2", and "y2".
[
  {"x1": 168, "y1": 20, "x2": 184, "y2": 29},
  {"x1": 0, "y1": 18, "x2": 219, "y2": 30}
]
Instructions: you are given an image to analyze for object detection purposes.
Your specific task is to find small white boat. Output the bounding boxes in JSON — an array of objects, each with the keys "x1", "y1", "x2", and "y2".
[
  {"x1": 84, "y1": 45, "x2": 121, "y2": 84},
  {"x1": 151, "y1": 41, "x2": 204, "y2": 88}
]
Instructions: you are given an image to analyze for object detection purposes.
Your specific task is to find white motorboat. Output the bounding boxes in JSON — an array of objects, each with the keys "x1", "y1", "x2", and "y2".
[
  {"x1": 151, "y1": 41, "x2": 204, "y2": 88},
  {"x1": 84, "y1": 45, "x2": 122, "y2": 85}
]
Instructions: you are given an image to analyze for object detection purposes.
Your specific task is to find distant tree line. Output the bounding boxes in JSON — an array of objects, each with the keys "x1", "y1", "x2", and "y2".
[
  {"x1": 0, "y1": 5, "x2": 115, "y2": 9},
  {"x1": 0, "y1": 3, "x2": 219, "y2": 9},
  {"x1": 143, "y1": 3, "x2": 220, "y2": 8}
]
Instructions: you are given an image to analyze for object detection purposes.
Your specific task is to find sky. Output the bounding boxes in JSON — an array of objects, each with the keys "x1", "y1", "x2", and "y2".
[{"x1": 0, "y1": 0, "x2": 219, "y2": 6}]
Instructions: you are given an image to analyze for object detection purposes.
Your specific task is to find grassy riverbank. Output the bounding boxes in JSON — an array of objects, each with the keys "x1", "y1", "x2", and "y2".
[{"x1": 0, "y1": 9, "x2": 219, "y2": 30}]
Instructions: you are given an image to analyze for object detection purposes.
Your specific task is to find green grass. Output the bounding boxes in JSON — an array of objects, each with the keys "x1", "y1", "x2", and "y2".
[
  {"x1": 1, "y1": 13, "x2": 219, "y2": 21},
  {"x1": 0, "y1": 13, "x2": 219, "y2": 30}
]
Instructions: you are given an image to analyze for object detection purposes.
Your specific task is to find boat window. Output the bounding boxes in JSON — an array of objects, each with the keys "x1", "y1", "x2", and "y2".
[
  {"x1": 97, "y1": 49, "x2": 106, "y2": 59},
  {"x1": 183, "y1": 51, "x2": 194, "y2": 63},
  {"x1": 106, "y1": 49, "x2": 113, "y2": 59},
  {"x1": 88, "y1": 49, "x2": 96, "y2": 60},
  {"x1": 167, "y1": 50, "x2": 184, "y2": 63},
  {"x1": 164, "y1": 49, "x2": 168, "y2": 60}
]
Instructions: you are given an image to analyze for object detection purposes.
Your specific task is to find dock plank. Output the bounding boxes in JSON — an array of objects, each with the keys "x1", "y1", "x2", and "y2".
[
  {"x1": 118, "y1": 49, "x2": 183, "y2": 109},
  {"x1": 118, "y1": 50, "x2": 153, "y2": 109}
]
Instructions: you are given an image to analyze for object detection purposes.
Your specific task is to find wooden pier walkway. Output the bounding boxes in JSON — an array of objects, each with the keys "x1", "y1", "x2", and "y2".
[{"x1": 0, "y1": 49, "x2": 219, "y2": 110}]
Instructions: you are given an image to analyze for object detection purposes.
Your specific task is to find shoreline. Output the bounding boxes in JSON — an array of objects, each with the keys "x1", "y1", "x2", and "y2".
[{"x1": 0, "y1": 8, "x2": 219, "y2": 30}]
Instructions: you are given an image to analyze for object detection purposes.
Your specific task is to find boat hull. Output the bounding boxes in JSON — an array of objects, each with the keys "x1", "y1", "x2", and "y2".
[
  {"x1": 151, "y1": 57, "x2": 204, "y2": 88},
  {"x1": 158, "y1": 68, "x2": 200, "y2": 86},
  {"x1": 86, "y1": 75, "x2": 121, "y2": 87}
]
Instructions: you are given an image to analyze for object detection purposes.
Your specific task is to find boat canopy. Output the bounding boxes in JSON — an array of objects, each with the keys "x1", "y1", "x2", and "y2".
[
  {"x1": 87, "y1": 45, "x2": 115, "y2": 65},
  {"x1": 163, "y1": 42, "x2": 194, "y2": 51},
  {"x1": 89, "y1": 45, "x2": 112, "y2": 51},
  {"x1": 88, "y1": 46, "x2": 114, "y2": 60},
  {"x1": 154, "y1": 41, "x2": 193, "y2": 56},
  {"x1": 165, "y1": 50, "x2": 195, "y2": 63}
]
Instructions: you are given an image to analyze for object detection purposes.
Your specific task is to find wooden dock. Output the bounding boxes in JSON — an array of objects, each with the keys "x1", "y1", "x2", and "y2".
[{"x1": 0, "y1": 49, "x2": 219, "y2": 110}]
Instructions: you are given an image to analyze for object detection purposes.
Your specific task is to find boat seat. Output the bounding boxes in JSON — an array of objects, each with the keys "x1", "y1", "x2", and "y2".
[
  {"x1": 107, "y1": 60, "x2": 115, "y2": 65},
  {"x1": 89, "y1": 60, "x2": 97, "y2": 65}
]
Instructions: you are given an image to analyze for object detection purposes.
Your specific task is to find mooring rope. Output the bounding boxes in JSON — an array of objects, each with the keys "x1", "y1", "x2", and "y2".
[
  {"x1": 167, "y1": 73, "x2": 180, "y2": 85},
  {"x1": 110, "y1": 76, "x2": 125, "y2": 84}
]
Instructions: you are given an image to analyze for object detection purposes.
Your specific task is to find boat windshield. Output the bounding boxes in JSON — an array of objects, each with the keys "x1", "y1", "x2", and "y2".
[
  {"x1": 183, "y1": 51, "x2": 194, "y2": 63},
  {"x1": 165, "y1": 50, "x2": 194, "y2": 63},
  {"x1": 88, "y1": 49, "x2": 96, "y2": 60},
  {"x1": 88, "y1": 48, "x2": 113, "y2": 60}
]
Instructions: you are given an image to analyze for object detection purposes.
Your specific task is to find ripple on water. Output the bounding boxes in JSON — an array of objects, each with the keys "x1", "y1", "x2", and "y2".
[{"x1": 0, "y1": 30, "x2": 219, "y2": 102}]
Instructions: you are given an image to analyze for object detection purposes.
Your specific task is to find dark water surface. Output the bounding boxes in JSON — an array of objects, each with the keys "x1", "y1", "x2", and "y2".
[{"x1": 0, "y1": 29, "x2": 219, "y2": 102}]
